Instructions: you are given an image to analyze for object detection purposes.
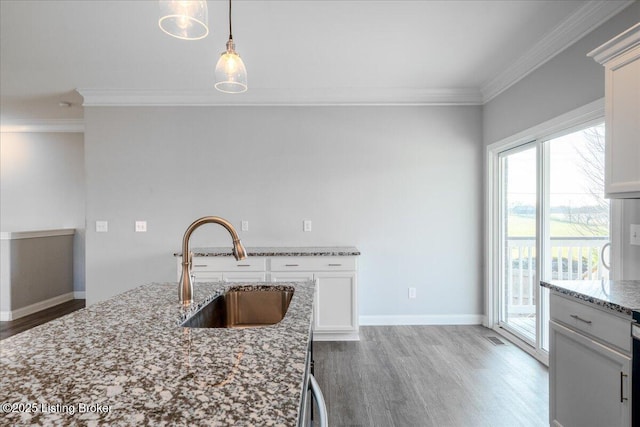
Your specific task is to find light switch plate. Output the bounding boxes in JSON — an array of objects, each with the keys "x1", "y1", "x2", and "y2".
[
  {"x1": 96, "y1": 220, "x2": 108, "y2": 233},
  {"x1": 303, "y1": 220, "x2": 312, "y2": 232},
  {"x1": 241, "y1": 220, "x2": 249, "y2": 232},
  {"x1": 135, "y1": 221, "x2": 147, "y2": 232},
  {"x1": 631, "y1": 224, "x2": 640, "y2": 246}
]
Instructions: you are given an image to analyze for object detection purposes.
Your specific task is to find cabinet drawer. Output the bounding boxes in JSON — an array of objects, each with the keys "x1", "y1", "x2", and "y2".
[
  {"x1": 190, "y1": 257, "x2": 266, "y2": 272},
  {"x1": 550, "y1": 294, "x2": 631, "y2": 353},
  {"x1": 270, "y1": 257, "x2": 356, "y2": 271}
]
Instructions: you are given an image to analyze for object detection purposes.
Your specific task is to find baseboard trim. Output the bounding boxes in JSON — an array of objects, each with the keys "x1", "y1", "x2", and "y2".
[
  {"x1": 0, "y1": 292, "x2": 75, "y2": 321},
  {"x1": 313, "y1": 332, "x2": 360, "y2": 341},
  {"x1": 73, "y1": 291, "x2": 86, "y2": 299},
  {"x1": 359, "y1": 314, "x2": 485, "y2": 326}
]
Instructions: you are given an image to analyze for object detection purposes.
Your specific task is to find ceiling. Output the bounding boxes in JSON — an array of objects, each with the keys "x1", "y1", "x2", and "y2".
[{"x1": 0, "y1": 0, "x2": 633, "y2": 126}]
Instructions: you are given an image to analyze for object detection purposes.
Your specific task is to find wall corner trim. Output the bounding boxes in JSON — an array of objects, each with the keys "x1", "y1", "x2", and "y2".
[{"x1": 481, "y1": 0, "x2": 635, "y2": 103}]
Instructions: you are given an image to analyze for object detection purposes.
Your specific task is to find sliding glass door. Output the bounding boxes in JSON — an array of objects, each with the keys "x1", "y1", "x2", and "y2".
[{"x1": 495, "y1": 122, "x2": 610, "y2": 354}]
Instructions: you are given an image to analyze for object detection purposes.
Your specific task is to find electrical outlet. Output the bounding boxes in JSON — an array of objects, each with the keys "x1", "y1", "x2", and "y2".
[
  {"x1": 241, "y1": 220, "x2": 249, "y2": 232},
  {"x1": 303, "y1": 220, "x2": 312, "y2": 232},
  {"x1": 631, "y1": 224, "x2": 640, "y2": 246},
  {"x1": 408, "y1": 287, "x2": 417, "y2": 299},
  {"x1": 96, "y1": 221, "x2": 108, "y2": 233},
  {"x1": 135, "y1": 221, "x2": 147, "y2": 232}
]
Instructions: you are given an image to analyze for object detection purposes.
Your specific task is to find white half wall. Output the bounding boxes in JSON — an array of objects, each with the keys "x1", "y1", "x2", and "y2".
[
  {"x1": 0, "y1": 132, "x2": 86, "y2": 292},
  {"x1": 84, "y1": 106, "x2": 483, "y2": 319}
]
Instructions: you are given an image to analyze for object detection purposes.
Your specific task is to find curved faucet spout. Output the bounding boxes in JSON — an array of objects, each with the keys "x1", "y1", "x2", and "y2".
[{"x1": 179, "y1": 216, "x2": 247, "y2": 306}]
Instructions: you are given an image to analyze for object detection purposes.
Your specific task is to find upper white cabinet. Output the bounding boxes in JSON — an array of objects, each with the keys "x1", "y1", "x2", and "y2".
[{"x1": 589, "y1": 23, "x2": 640, "y2": 199}]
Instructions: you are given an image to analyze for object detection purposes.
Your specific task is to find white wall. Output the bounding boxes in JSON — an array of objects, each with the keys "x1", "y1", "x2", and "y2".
[
  {"x1": 84, "y1": 106, "x2": 483, "y2": 320},
  {"x1": 0, "y1": 132, "x2": 86, "y2": 291},
  {"x1": 483, "y1": 2, "x2": 640, "y2": 279}
]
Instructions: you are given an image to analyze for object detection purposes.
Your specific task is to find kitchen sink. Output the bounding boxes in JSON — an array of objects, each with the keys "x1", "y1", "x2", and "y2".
[{"x1": 181, "y1": 287, "x2": 294, "y2": 328}]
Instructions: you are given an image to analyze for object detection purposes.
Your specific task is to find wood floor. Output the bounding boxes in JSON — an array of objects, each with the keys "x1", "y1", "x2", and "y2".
[
  {"x1": 0, "y1": 299, "x2": 85, "y2": 340},
  {"x1": 314, "y1": 325, "x2": 549, "y2": 427}
]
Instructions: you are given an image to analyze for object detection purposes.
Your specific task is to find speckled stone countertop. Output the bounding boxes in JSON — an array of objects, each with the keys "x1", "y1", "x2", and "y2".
[
  {"x1": 174, "y1": 246, "x2": 361, "y2": 257},
  {"x1": 0, "y1": 281, "x2": 315, "y2": 426},
  {"x1": 541, "y1": 280, "x2": 640, "y2": 316}
]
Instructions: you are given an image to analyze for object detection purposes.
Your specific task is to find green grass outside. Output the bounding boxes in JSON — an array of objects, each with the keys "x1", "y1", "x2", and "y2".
[{"x1": 507, "y1": 214, "x2": 608, "y2": 238}]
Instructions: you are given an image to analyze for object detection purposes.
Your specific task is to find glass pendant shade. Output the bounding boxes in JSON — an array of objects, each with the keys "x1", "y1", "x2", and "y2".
[
  {"x1": 158, "y1": 0, "x2": 209, "y2": 40},
  {"x1": 215, "y1": 40, "x2": 248, "y2": 93}
]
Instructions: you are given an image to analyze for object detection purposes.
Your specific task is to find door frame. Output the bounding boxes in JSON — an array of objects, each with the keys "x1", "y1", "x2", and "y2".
[{"x1": 484, "y1": 98, "x2": 621, "y2": 364}]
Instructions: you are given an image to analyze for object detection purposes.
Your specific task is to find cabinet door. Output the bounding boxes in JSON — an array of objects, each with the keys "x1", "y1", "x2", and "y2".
[
  {"x1": 549, "y1": 320, "x2": 631, "y2": 427},
  {"x1": 314, "y1": 272, "x2": 357, "y2": 333},
  {"x1": 605, "y1": 44, "x2": 640, "y2": 198}
]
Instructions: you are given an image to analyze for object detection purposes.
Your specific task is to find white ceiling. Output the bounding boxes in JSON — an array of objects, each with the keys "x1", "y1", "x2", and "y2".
[{"x1": 0, "y1": 0, "x2": 633, "y2": 125}]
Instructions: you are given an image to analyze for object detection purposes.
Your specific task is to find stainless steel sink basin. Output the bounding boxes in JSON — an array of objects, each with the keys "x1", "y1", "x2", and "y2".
[{"x1": 181, "y1": 287, "x2": 294, "y2": 328}]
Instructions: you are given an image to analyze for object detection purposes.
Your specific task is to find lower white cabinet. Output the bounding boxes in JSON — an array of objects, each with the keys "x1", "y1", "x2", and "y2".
[
  {"x1": 270, "y1": 256, "x2": 358, "y2": 341},
  {"x1": 176, "y1": 254, "x2": 359, "y2": 341},
  {"x1": 549, "y1": 293, "x2": 632, "y2": 427}
]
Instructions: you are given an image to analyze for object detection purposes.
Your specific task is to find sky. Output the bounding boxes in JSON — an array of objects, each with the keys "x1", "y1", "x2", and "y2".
[{"x1": 505, "y1": 123, "x2": 606, "y2": 209}]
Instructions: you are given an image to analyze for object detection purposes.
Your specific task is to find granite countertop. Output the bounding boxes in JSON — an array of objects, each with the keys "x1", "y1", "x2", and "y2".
[
  {"x1": 541, "y1": 279, "x2": 640, "y2": 316},
  {"x1": 174, "y1": 246, "x2": 361, "y2": 257},
  {"x1": 0, "y1": 281, "x2": 315, "y2": 426}
]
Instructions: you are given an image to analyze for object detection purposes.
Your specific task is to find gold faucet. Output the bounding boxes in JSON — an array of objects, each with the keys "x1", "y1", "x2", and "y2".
[{"x1": 179, "y1": 216, "x2": 247, "y2": 306}]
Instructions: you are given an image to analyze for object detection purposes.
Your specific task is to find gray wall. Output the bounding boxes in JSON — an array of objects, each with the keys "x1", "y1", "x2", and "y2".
[
  {"x1": 0, "y1": 132, "x2": 86, "y2": 291},
  {"x1": 483, "y1": 2, "x2": 640, "y2": 279},
  {"x1": 84, "y1": 106, "x2": 484, "y2": 319}
]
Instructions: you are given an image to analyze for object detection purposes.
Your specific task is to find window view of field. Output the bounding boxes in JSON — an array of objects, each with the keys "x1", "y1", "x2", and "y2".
[{"x1": 502, "y1": 124, "x2": 608, "y2": 342}]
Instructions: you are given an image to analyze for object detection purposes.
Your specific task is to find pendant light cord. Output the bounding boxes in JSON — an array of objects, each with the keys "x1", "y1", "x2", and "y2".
[{"x1": 228, "y1": 0, "x2": 233, "y2": 41}]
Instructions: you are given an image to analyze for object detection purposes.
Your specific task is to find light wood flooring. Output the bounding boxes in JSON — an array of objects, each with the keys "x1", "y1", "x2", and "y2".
[
  {"x1": 0, "y1": 299, "x2": 85, "y2": 340},
  {"x1": 314, "y1": 325, "x2": 548, "y2": 427}
]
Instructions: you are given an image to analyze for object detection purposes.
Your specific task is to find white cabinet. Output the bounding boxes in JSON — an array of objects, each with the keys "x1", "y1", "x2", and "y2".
[
  {"x1": 270, "y1": 257, "x2": 359, "y2": 341},
  {"x1": 549, "y1": 293, "x2": 632, "y2": 427},
  {"x1": 176, "y1": 253, "x2": 359, "y2": 341},
  {"x1": 589, "y1": 23, "x2": 640, "y2": 198}
]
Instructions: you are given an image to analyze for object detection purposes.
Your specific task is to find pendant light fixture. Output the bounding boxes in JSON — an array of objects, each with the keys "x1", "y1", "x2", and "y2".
[
  {"x1": 215, "y1": 0, "x2": 247, "y2": 93},
  {"x1": 158, "y1": 0, "x2": 209, "y2": 41}
]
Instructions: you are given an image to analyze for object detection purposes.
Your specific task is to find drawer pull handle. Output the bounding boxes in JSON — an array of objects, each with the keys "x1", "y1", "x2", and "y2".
[
  {"x1": 328, "y1": 264, "x2": 342, "y2": 267},
  {"x1": 236, "y1": 264, "x2": 251, "y2": 267},
  {"x1": 621, "y1": 372, "x2": 628, "y2": 402},
  {"x1": 193, "y1": 264, "x2": 208, "y2": 268},
  {"x1": 570, "y1": 314, "x2": 592, "y2": 324},
  {"x1": 285, "y1": 264, "x2": 299, "y2": 267}
]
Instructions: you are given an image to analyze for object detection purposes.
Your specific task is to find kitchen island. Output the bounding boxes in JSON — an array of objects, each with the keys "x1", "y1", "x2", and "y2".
[
  {"x1": 541, "y1": 279, "x2": 640, "y2": 315},
  {"x1": 542, "y1": 279, "x2": 640, "y2": 427},
  {"x1": 0, "y1": 281, "x2": 315, "y2": 426}
]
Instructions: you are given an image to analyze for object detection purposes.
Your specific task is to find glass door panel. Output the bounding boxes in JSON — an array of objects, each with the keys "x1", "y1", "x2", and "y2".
[
  {"x1": 499, "y1": 144, "x2": 538, "y2": 343},
  {"x1": 542, "y1": 123, "x2": 609, "y2": 350}
]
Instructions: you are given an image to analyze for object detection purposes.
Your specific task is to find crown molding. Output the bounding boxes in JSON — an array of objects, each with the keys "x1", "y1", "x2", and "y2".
[
  {"x1": 588, "y1": 22, "x2": 640, "y2": 64},
  {"x1": 77, "y1": 87, "x2": 483, "y2": 107},
  {"x1": 481, "y1": 0, "x2": 635, "y2": 103},
  {"x1": 0, "y1": 119, "x2": 84, "y2": 133}
]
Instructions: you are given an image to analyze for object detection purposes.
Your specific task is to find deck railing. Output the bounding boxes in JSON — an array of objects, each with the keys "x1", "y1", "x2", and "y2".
[{"x1": 506, "y1": 236, "x2": 609, "y2": 314}]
